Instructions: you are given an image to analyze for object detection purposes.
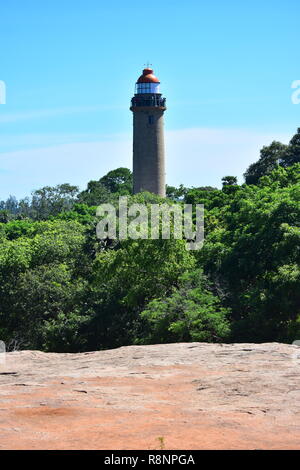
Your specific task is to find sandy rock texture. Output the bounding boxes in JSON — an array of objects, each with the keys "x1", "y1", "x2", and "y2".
[{"x1": 0, "y1": 342, "x2": 299, "y2": 450}]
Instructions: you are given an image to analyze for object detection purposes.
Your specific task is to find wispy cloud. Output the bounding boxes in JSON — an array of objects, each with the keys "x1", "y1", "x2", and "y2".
[
  {"x1": 0, "y1": 138, "x2": 132, "y2": 199},
  {"x1": 0, "y1": 127, "x2": 292, "y2": 199},
  {"x1": 0, "y1": 131, "x2": 128, "y2": 151},
  {"x1": 165, "y1": 128, "x2": 291, "y2": 187},
  {"x1": 0, "y1": 105, "x2": 125, "y2": 124}
]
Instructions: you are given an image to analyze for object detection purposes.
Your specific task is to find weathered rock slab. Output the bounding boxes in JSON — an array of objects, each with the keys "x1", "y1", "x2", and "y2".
[{"x1": 0, "y1": 342, "x2": 299, "y2": 449}]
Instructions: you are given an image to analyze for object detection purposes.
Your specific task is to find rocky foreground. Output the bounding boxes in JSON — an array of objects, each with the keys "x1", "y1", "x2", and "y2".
[{"x1": 0, "y1": 342, "x2": 299, "y2": 450}]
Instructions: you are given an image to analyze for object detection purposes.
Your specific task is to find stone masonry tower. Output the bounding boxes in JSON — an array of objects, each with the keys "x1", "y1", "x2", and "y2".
[{"x1": 130, "y1": 67, "x2": 166, "y2": 197}]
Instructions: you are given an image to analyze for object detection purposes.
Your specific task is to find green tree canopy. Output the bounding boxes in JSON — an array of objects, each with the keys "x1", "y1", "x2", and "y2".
[{"x1": 140, "y1": 269, "x2": 230, "y2": 344}]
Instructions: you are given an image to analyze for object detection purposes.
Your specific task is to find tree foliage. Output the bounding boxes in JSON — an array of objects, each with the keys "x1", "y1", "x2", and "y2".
[
  {"x1": 140, "y1": 269, "x2": 230, "y2": 344},
  {"x1": 0, "y1": 134, "x2": 299, "y2": 351},
  {"x1": 244, "y1": 128, "x2": 300, "y2": 185}
]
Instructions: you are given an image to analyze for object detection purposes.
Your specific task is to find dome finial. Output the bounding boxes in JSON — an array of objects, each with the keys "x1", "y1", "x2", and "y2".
[{"x1": 137, "y1": 67, "x2": 160, "y2": 83}]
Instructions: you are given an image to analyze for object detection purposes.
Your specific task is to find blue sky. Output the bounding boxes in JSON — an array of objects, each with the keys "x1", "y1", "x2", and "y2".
[{"x1": 0, "y1": 0, "x2": 299, "y2": 199}]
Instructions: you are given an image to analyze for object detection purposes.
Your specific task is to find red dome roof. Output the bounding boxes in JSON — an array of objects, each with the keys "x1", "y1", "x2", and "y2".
[{"x1": 137, "y1": 68, "x2": 160, "y2": 83}]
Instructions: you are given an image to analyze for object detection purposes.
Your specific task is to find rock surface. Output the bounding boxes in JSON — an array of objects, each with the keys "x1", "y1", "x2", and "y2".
[{"x1": 0, "y1": 342, "x2": 299, "y2": 449}]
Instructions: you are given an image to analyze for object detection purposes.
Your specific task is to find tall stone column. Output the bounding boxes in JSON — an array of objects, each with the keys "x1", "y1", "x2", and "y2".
[{"x1": 130, "y1": 68, "x2": 167, "y2": 197}]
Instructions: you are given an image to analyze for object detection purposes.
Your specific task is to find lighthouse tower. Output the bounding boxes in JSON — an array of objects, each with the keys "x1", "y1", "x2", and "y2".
[{"x1": 130, "y1": 67, "x2": 166, "y2": 197}]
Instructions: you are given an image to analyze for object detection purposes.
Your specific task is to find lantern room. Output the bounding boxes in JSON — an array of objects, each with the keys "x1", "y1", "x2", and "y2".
[{"x1": 135, "y1": 68, "x2": 161, "y2": 94}]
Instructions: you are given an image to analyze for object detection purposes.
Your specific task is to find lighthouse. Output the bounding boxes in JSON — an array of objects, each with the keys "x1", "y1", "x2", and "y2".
[{"x1": 130, "y1": 67, "x2": 167, "y2": 197}]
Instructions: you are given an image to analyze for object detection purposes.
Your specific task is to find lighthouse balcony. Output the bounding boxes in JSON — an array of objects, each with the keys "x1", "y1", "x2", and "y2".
[{"x1": 130, "y1": 95, "x2": 166, "y2": 110}]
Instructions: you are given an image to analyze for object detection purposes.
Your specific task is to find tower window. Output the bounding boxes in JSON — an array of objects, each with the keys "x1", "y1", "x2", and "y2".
[{"x1": 148, "y1": 115, "x2": 154, "y2": 124}]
